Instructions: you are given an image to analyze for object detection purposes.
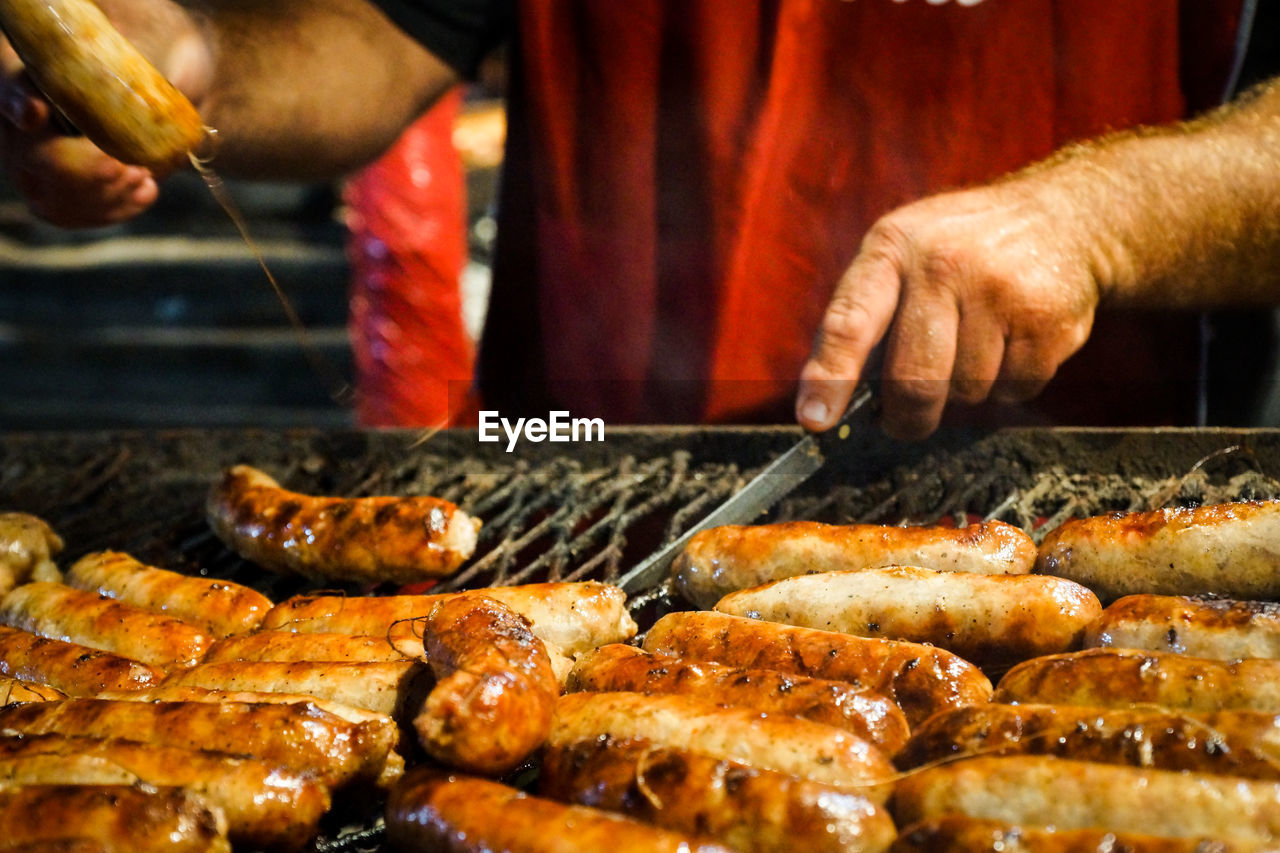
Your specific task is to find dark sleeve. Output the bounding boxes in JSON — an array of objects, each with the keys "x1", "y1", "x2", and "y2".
[{"x1": 366, "y1": 0, "x2": 513, "y2": 78}]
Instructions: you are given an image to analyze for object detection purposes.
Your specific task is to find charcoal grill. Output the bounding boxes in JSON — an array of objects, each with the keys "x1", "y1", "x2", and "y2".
[{"x1": 6, "y1": 424, "x2": 1280, "y2": 852}]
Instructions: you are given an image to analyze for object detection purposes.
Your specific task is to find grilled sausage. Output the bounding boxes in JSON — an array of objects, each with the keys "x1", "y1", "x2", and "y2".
[
  {"x1": 551, "y1": 691, "x2": 894, "y2": 798},
  {"x1": 1085, "y1": 594, "x2": 1280, "y2": 660},
  {"x1": 0, "y1": 733, "x2": 329, "y2": 851},
  {"x1": 714, "y1": 566, "x2": 1100, "y2": 665},
  {"x1": 161, "y1": 659, "x2": 426, "y2": 715},
  {"x1": 206, "y1": 464, "x2": 480, "y2": 584},
  {"x1": 1036, "y1": 500, "x2": 1280, "y2": 600},
  {"x1": 674, "y1": 520, "x2": 1036, "y2": 609},
  {"x1": 897, "y1": 703, "x2": 1280, "y2": 780},
  {"x1": 892, "y1": 755, "x2": 1280, "y2": 841},
  {"x1": 414, "y1": 595, "x2": 557, "y2": 775},
  {"x1": 0, "y1": 674, "x2": 64, "y2": 704},
  {"x1": 0, "y1": 582, "x2": 211, "y2": 669},
  {"x1": 0, "y1": 784, "x2": 229, "y2": 853},
  {"x1": 0, "y1": 0, "x2": 206, "y2": 170},
  {"x1": 568, "y1": 644, "x2": 910, "y2": 753},
  {"x1": 259, "y1": 581, "x2": 636, "y2": 657},
  {"x1": 202, "y1": 631, "x2": 414, "y2": 663},
  {"x1": 0, "y1": 698, "x2": 393, "y2": 788},
  {"x1": 642, "y1": 610, "x2": 992, "y2": 727},
  {"x1": 891, "y1": 816, "x2": 1272, "y2": 853},
  {"x1": 386, "y1": 767, "x2": 734, "y2": 853},
  {"x1": 65, "y1": 551, "x2": 271, "y2": 639},
  {"x1": 0, "y1": 625, "x2": 161, "y2": 695},
  {"x1": 992, "y1": 648, "x2": 1280, "y2": 712},
  {"x1": 0, "y1": 512, "x2": 62, "y2": 594},
  {"x1": 539, "y1": 736, "x2": 897, "y2": 853}
]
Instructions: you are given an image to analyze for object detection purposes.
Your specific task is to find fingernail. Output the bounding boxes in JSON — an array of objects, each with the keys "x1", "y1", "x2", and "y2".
[{"x1": 799, "y1": 397, "x2": 829, "y2": 425}]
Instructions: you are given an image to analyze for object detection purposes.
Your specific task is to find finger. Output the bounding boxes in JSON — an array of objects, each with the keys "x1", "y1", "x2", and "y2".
[
  {"x1": 796, "y1": 251, "x2": 903, "y2": 431},
  {"x1": 879, "y1": 286, "x2": 959, "y2": 440},
  {"x1": 949, "y1": 311, "x2": 1005, "y2": 404}
]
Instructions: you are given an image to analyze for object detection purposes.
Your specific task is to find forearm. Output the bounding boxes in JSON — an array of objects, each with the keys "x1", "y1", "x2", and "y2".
[
  {"x1": 177, "y1": 0, "x2": 458, "y2": 179},
  {"x1": 1026, "y1": 78, "x2": 1280, "y2": 309}
]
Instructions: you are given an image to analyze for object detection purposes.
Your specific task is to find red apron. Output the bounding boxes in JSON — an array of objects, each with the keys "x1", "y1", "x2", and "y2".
[{"x1": 480, "y1": 0, "x2": 1245, "y2": 425}]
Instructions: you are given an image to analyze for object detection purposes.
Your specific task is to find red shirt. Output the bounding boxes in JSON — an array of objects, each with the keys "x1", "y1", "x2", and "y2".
[{"x1": 477, "y1": 0, "x2": 1245, "y2": 425}]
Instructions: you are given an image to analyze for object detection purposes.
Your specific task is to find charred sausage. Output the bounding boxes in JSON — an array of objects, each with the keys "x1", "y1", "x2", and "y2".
[
  {"x1": 413, "y1": 595, "x2": 558, "y2": 775},
  {"x1": 897, "y1": 702, "x2": 1280, "y2": 780},
  {"x1": 992, "y1": 648, "x2": 1280, "y2": 712},
  {"x1": 386, "y1": 767, "x2": 734, "y2": 853},
  {"x1": 674, "y1": 520, "x2": 1035, "y2": 608},
  {"x1": 1036, "y1": 500, "x2": 1280, "y2": 600},
  {"x1": 551, "y1": 691, "x2": 894, "y2": 798},
  {"x1": 642, "y1": 610, "x2": 992, "y2": 727},
  {"x1": 65, "y1": 551, "x2": 271, "y2": 639},
  {"x1": 892, "y1": 755, "x2": 1280, "y2": 841},
  {"x1": 206, "y1": 464, "x2": 480, "y2": 584},
  {"x1": 0, "y1": 582, "x2": 211, "y2": 669},
  {"x1": 0, "y1": 625, "x2": 161, "y2": 695},
  {"x1": 568, "y1": 644, "x2": 910, "y2": 754},
  {"x1": 714, "y1": 566, "x2": 1100, "y2": 665},
  {"x1": 1085, "y1": 594, "x2": 1280, "y2": 660},
  {"x1": 539, "y1": 736, "x2": 897, "y2": 853}
]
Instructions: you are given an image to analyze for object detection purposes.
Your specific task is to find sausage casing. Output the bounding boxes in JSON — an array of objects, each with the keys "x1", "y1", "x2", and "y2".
[
  {"x1": 0, "y1": 0, "x2": 206, "y2": 170},
  {"x1": 892, "y1": 755, "x2": 1280, "y2": 841},
  {"x1": 568, "y1": 644, "x2": 910, "y2": 754},
  {"x1": 0, "y1": 625, "x2": 161, "y2": 695},
  {"x1": 1036, "y1": 500, "x2": 1280, "y2": 600},
  {"x1": 65, "y1": 551, "x2": 271, "y2": 639},
  {"x1": 539, "y1": 736, "x2": 897, "y2": 853},
  {"x1": 642, "y1": 610, "x2": 992, "y2": 727},
  {"x1": 0, "y1": 783, "x2": 229, "y2": 853},
  {"x1": 897, "y1": 702, "x2": 1280, "y2": 780},
  {"x1": 1085, "y1": 594, "x2": 1280, "y2": 659},
  {"x1": 0, "y1": 582, "x2": 211, "y2": 669},
  {"x1": 992, "y1": 648, "x2": 1280, "y2": 712},
  {"x1": 674, "y1": 520, "x2": 1036, "y2": 608},
  {"x1": 551, "y1": 691, "x2": 894, "y2": 798},
  {"x1": 0, "y1": 674, "x2": 64, "y2": 704},
  {"x1": 386, "y1": 767, "x2": 734, "y2": 853},
  {"x1": 714, "y1": 566, "x2": 1100, "y2": 665},
  {"x1": 0, "y1": 698, "x2": 393, "y2": 788},
  {"x1": 413, "y1": 595, "x2": 557, "y2": 775},
  {"x1": 161, "y1": 659, "x2": 426, "y2": 716},
  {"x1": 202, "y1": 630, "x2": 413, "y2": 663},
  {"x1": 206, "y1": 464, "x2": 480, "y2": 584},
  {"x1": 891, "y1": 816, "x2": 1272, "y2": 853},
  {"x1": 0, "y1": 733, "x2": 329, "y2": 851},
  {"x1": 0, "y1": 512, "x2": 62, "y2": 594}
]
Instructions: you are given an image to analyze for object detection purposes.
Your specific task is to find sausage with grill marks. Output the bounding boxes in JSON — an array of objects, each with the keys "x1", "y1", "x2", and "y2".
[
  {"x1": 414, "y1": 594, "x2": 558, "y2": 775},
  {"x1": 65, "y1": 551, "x2": 271, "y2": 639},
  {"x1": 202, "y1": 630, "x2": 414, "y2": 663},
  {"x1": 567, "y1": 643, "x2": 910, "y2": 754},
  {"x1": 1085, "y1": 593, "x2": 1280, "y2": 660},
  {"x1": 206, "y1": 464, "x2": 480, "y2": 584},
  {"x1": 0, "y1": 673, "x2": 64, "y2": 704},
  {"x1": 673, "y1": 520, "x2": 1036, "y2": 609},
  {"x1": 642, "y1": 610, "x2": 992, "y2": 728},
  {"x1": 259, "y1": 581, "x2": 636, "y2": 657},
  {"x1": 0, "y1": 698, "x2": 393, "y2": 789},
  {"x1": 1036, "y1": 500, "x2": 1280, "y2": 600},
  {"x1": 0, "y1": 625, "x2": 161, "y2": 695},
  {"x1": 0, "y1": 783, "x2": 229, "y2": 853},
  {"x1": 0, "y1": 733, "x2": 329, "y2": 851},
  {"x1": 897, "y1": 702, "x2": 1280, "y2": 780},
  {"x1": 892, "y1": 755, "x2": 1280, "y2": 842},
  {"x1": 891, "y1": 816, "x2": 1274, "y2": 853},
  {"x1": 714, "y1": 566, "x2": 1100, "y2": 665},
  {"x1": 539, "y1": 736, "x2": 897, "y2": 853},
  {"x1": 992, "y1": 648, "x2": 1280, "y2": 712},
  {"x1": 551, "y1": 691, "x2": 895, "y2": 799},
  {"x1": 386, "y1": 767, "x2": 734, "y2": 853},
  {"x1": 0, "y1": 582, "x2": 211, "y2": 669}
]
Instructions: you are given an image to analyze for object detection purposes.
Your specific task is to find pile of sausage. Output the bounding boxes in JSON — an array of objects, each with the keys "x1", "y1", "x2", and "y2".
[{"x1": 3, "y1": 467, "x2": 1280, "y2": 852}]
